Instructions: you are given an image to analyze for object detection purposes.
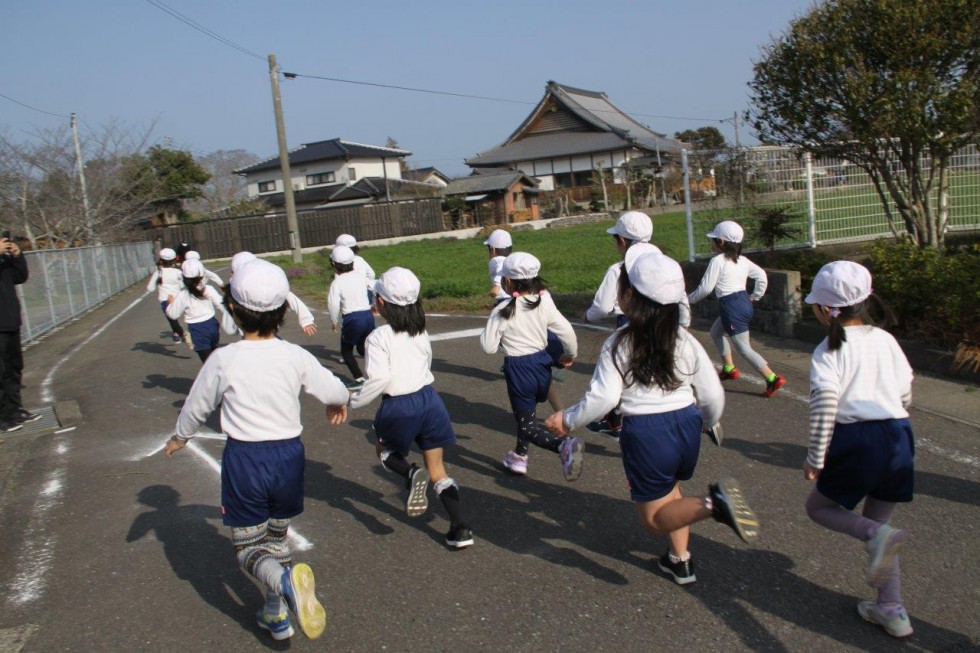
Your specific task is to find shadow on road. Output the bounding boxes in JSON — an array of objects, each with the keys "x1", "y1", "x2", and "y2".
[
  {"x1": 132, "y1": 341, "x2": 193, "y2": 360},
  {"x1": 725, "y1": 438, "x2": 980, "y2": 506},
  {"x1": 125, "y1": 485, "x2": 289, "y2": 650}
]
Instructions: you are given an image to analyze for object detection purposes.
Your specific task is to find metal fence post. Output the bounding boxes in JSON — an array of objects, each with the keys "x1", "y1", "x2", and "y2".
[
  {"x1": 61, "y1": 256, "x2": 76, "y2": 318},
  {"x1": 16, "y1": 284, "x2": 34, "y2": 342},
  {"x1": 805, "y1": 151, "x2": 818, "y2": 247},
  {"x1": 682, "y1": 149, "x2": 695, "y2": 262}
]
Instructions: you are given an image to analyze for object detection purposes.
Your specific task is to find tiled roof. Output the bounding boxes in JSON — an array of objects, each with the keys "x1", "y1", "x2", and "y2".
[
  {"x1": 443, "y1": 172, "x2": 537, "y2": 195},
  {"x1": 328, "y1": 177, "x2": 442, "y2": 202},
  {"x1": 466, "y1": 81, "x2": 683, "y2": 167},
  {"x1": 235, "y1": 138, "x2": 412, "y2": 175},
  {"x1": 259, "y1": 183, "x2": 346, "y2": 207}
]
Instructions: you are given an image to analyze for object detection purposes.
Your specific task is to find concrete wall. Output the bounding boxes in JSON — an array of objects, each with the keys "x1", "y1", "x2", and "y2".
[{"x1": 682, "y1": 261, "x2": 802, "y2": 338}]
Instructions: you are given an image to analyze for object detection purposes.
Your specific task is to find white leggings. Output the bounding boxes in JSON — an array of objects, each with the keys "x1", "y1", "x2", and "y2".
[{"x1": 710, "y1": 318, "x2": 768, "y2": 372}]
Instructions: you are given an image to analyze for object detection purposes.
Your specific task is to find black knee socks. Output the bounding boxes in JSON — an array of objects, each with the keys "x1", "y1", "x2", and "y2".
[
  {"x1": 437, "y1": 483, "x2": 463, "y2": 527},
  {"x1": 380, "y1": 450, "x2": 411, "y2": 478}
]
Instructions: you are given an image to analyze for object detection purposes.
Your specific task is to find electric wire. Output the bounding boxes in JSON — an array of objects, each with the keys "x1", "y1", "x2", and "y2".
[
  {"x1": 144, "y1": 0, "x2": 265, "y2": 62},
  {"x1": 0, "y1": 91, "x2": 70, "y2": 118}
]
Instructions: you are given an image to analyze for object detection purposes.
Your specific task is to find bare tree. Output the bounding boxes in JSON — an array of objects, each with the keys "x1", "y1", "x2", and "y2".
[{"x1": 184, "y1": 149, "x2": 260, "y2": 217}]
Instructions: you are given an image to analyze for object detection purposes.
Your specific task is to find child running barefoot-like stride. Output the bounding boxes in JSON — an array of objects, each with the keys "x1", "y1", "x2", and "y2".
[
  {"x1": 545, "y1": 251, "x2": 759, "y2": 585},
  {"x1": 803, "y1": 261, "x2": 916, "y2": 638},
  {"x1": 481, "y1": 252, "x2": 581, "y2": 480},
  {"x1": 688, "y1": 220, "x2": 786, "y2": 397},
  {"x1": 349, "y1": 267, "x2": 473, "y2": 548},
  {"x1": 165, "y1": 259, "x2": 350, "y2": 641}
]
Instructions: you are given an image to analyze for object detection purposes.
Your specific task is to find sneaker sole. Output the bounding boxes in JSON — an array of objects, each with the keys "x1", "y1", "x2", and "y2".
[
  {"x1": 705, "y1": 423, "x2": 724, "y2": 447},
  {"x1": 406, "y1": 468, "x2": 429, "y2": 517},
  {"x1": 256, "y1": 611, "x2": 295, "y2": 641},
  {"x1": 562, "y1": 438, "x2": 584, "y2": 481},
  {"x1": 763, "y1": 377, "x2": 786, "y2": 398},
  {"x1": 18, "y1": 413, "x2": 42, "y2": 423},
  {"x1": 657, "y1": 560, "x2": 697, "y2": 585},
  {"x1": 446, "y1": 533, "x2": 475, "y2": 549},
  {"x1": 287, "y1": 563, "x2": 326, "y2": 640},
  {"x1": 2, "y1": 423, "x2": 23, "y2": 433},
  {"x1": 716, "y1": 478, "x2": 760, "y2": 542},
  {"x1": 857, "y1": 600, "x2": 913, "y2": 637},
  {"x1": 867, "y1": 528, "x2": 907, "y2": 587}
]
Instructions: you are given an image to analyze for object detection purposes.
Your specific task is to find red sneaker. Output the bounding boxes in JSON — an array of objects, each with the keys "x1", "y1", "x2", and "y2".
[
  {"x1": 763, "y1": 375, "x2": 786, "y2": 398},
  {"x1": 719, "y1": 367, "x2": 741, "y2": 381}
]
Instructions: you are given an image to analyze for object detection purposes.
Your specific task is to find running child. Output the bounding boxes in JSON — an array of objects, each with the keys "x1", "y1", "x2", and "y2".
[
  {"x1": 145, "y1": 247, "x2": 186, "y2": 344},
  {"x1": 480, "y1": 252, "x2": 582, "y2": 480},
  {"x1": 545, "y1": 251, "x2": 759, "y2": 586},
  {"x1": 165, "y1": 259, "x2": 228, "y2": 363},
  {"x1": 184, "y1": 250, "x2": 224, "y2": 287},
  {"x1": 335, "y1": 234, "x2": 375, "y2": 301},
  {"x1": 164, "y1": 259, "x2": 350, "y2": 641},
  {"x1": 349, "y1": 267, "x2": 473, "y2": 549},
  {"x1": 688, "y1": 220, "x2": 786, "y2": 397},
  {"x1": 328, "y1": 245, "x2": 375, "y2": 388},
  {"x1": 229, "y1": 252, "x2": 317, "y2": 336},
  {"x1": 802, "y1": 260, "x2": 915, "y2": 638}
]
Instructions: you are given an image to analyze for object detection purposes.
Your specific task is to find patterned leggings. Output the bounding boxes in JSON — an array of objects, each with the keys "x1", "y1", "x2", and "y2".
[{"x1": 231, "y1": 518, "x2": 292, "y2": 593}]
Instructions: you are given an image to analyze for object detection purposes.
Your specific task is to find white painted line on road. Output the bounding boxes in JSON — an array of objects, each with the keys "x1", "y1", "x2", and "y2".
[
  {"x1": 41, "y1": 292, "x2": 152, "y2": 403},
  {"x1": 7, "y1": 437, "x2": 69, "y2": 607},
  {"x1": 144, "y1": 428, "x2": 314, "y2": 551},
  {"x1": 917, "y1": 437, "x2": 980, "y2": 470},
  {"x1": 54, "y1": 426, "x2": 76, "y2": 435},
  {"x1": 429, "y1": 328, "x2": 483, "y2": 342}
]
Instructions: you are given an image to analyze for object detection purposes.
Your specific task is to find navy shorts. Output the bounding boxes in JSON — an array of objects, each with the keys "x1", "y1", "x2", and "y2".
[
  {"x1": 341, "y1": 309, "x2": 375, "y2": 349},
  {"x1": 188, "y1": 317, "x2": 220, "y2": 352},
  {"x1": 546, "y1": 331, "x2": 565, "y2": 368},
  {"x1": 221, "y1": 437, "x2": 305, "y2": 527},
  {"x1": 719, "y1": 291, "x2": 753, "y2": 336},
  {"x1": 615, "y1": 314, "x2": 629, "y2": 329},
  {"x1": 375, "y1": 385, "x2": 456, "y2": 454},
  {"x1": 503, "y1": 349, "x2": 553, "y2": 413},
  {"x1": 817, "y1": 418, "x2": 915, "y2": 510},
  {"x1": 159, "y1": 300, "x2": 169, "y2": 314},
  {"x1": 619, "y1": 404, "x2": 702, "y2": 502}
]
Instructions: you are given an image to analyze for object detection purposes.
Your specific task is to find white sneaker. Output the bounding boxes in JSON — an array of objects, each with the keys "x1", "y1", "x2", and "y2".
[
  {"x1": 559, "y1": 436, "x2": 584, "y2": 481},
  {"x1": 502, "y1": 450, "x2": 528, "y2": 475},
  {"x1": 857, "y1": 600, "x2": 913, "y2": 637},
  {"x1": 865, "y1": 524, "x2": 906, "y2": 587}
]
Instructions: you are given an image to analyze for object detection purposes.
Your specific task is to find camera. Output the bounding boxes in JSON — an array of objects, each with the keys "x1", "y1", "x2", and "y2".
[{"x1": 0, "y1": 231, "x2": 12, "y2": 263}]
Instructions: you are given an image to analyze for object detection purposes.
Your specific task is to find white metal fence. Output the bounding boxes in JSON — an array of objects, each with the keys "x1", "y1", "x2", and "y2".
[
  {"x1": 681, "y1": 143, "x2": 980, "y2": 259},
  {"x1": 16, "y1": 242, "x2": 156, "y2": 343}
]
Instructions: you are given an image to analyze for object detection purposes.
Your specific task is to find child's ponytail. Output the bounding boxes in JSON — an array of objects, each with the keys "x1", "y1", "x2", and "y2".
[
  {"x1": 184, "y1": 275, "x2": 206, "y2": 300},
  {"x1": 499, "y1": 276, "x2": 547, "y2": 320},
  {"x1": 825, "y1": 293, "x2": 896, "y2": 351}
]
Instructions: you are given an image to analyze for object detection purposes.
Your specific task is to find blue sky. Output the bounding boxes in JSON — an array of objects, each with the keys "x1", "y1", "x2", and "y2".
[{"x1": 2, "y1": 0, "x2": 814, "y2": 176}]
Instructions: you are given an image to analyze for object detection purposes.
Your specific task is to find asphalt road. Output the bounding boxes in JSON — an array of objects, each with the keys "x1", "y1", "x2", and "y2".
[{"x1": 0, "y1": 281, "x2": 977, "y2": 652}]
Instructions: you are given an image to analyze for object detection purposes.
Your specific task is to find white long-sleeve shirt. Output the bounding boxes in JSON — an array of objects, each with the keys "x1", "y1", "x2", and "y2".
[
  {"x1": 354, "y1": 255, "x2": 375, "y2": 283},
  {"x1": 166, "y1": 284, "x2": 226, "y2": 324},
  {"x1": 146, "y1": 267, "x2": 183, "y2": 302},
  {"x1": 488, "y1": 256, "x2": 508, "y2": 300},
  {"x1": 348, "y1": 325, "x2": 436, "y2": 410},
  {"x1": 807, "y1": 326, "x2": 913, "y2": 468},
  {"x1": 328, "y1": 272, "x2": 372, "y2": 326},
  {"x1": 287, "y1": 292, "x2": 315, "y2": 328},
  {"x1": 203, "y1": 267, "x2": 223, "y2": 287},
  {"x1": 688, "y1": 254, "x2": 768, "y2": 304},
  {"x1": 480, "y1": 292, "x2": 578, "y2": 360},
  {"x1": 563, "y1": 328, "x2": 724, "y2": 431},
  {"x1": 175, "y1": 338, "x2": 349, "y2": 441},
  {"x1": 586, "y1": 259, "x2": 692, "y2": 327}
]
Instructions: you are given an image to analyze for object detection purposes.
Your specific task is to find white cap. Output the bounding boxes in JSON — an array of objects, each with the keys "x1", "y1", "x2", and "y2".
[
  {"x1": 330, "y1": 245, "x2": 355, "y2": 265},
  {"x1": 230, "y1": 251, "x2": 257, "y2": 273},
  {"x1": 374, "y1": 267, "x2": 421, "y2": 306},
  {"x1": 626, "y1": 252, "x2": 686, "y2": 304},
  {"x1": 181, "y1": 260, "x2": 205, "y2": 278},
  {"x1": 483, "y1": 229, "x2": 513, "y2": 249},
  {"x1": 606, "y1": 211, "x2": 653, "y2": 243},
  {"x1": 623, "y1": 242, "x2": 663, "y2": 271},
  {"x1": 159, "y1": 248, "x2": 176, "y2": 261},
  {"x1": 706, "y1": 220, "x2": 744, "y2": 244},
  {"x1": 184, "y1": 251, "x2": 201, "y2": 261},
  {"x1": 501, "y1": 252, "x2": 541, "y2": 280},
  {"x1": 335, "y1": 234, "x2": 357, "y2": 248},
  {"x1": 805, "y1": 260, "x2": 872, "y2": 307},
  {"x1": 230, "y1": 260, "x2": 289, "y2": 312}
]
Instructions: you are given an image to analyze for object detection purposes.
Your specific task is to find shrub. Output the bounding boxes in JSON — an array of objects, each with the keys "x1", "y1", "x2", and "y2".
[
  {"x1": 749, "y1": 205, "x2": 804, "y2": 251},
  {"x1": 865, "y1": 240, "x2": 980, "y2": 348}
]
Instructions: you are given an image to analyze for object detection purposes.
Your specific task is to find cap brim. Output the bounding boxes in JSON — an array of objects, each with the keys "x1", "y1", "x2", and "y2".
[{"x1": 605, "y1": 226, "x2": 620, "y2": 236}]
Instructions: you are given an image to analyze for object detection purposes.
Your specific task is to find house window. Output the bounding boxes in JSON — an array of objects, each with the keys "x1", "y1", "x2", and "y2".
[
  {"x1": 553, "y1": 172, "x2": 573, "y2": 188},
  {"x1": 258, "y1": 180, "x2": 276, "y2": 193},
  {"x1": 348, "y1": 167, "x2": 357, "y2": 181},
  {"x1": 306, "y1": 172, "x2": 335, "y2": 186}
]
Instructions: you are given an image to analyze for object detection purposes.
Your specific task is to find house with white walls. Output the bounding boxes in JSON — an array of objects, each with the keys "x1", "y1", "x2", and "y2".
[{"x1": 235, "y1": 138, "x2": 411, "y2": 209}]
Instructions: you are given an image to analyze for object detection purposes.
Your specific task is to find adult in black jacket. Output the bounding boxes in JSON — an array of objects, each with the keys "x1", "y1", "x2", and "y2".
[{"x1": 0, "y1": 236, "x2": 38, "y2": 432}]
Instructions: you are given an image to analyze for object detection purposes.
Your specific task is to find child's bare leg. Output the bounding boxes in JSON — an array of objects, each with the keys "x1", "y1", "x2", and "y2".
[
  {"x1": 547, "y1": 385, "x2": 563, "y2": 411},
  {"x1": 422, "y1": 447, "x2": 448, "y2": 483},
  {"x1": 635, "y1": 484, "x2": 711, "y2": 557}
]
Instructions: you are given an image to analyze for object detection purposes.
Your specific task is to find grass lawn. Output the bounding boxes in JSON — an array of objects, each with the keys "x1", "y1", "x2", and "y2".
[{"x1": 269, "y1": 217, "x2": 691, "y2": 314}]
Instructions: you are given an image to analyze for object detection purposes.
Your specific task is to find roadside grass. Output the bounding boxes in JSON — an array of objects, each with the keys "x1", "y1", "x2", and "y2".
[{"x1": 269, "y1": 216, "x2": 691, "y2": 314}]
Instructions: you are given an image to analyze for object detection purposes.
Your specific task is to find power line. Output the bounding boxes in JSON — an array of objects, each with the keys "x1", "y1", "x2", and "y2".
[
  {"x1": 0, "y1": 91, "x2": 70, "y2": 118},
  {"x1": 144, "y1": 0, "x2": 265, "y2": 62},
  {"x1": 283, "y1": 71, "x2": 731, "y2": 125}
]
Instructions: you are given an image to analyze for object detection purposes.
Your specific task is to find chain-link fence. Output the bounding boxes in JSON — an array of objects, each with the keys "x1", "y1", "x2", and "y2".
[
  {"x1": 16, "y1": 241, "x2": 156, "y2": 344},
  {"x1": 681, "y1": 143, "x2": 980, "y2": 259}
]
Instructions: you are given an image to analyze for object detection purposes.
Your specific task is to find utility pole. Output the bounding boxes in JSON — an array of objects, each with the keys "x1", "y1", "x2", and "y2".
[
  {"x1": 268, "y1": 53, "x2": 302, "y2": 263},
  {"x1": 732, "y1": 111, "x2": 744, "y2": 207},
  {"x1": 70, "y1": 113, "x2": 94, "y2": 243}
]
